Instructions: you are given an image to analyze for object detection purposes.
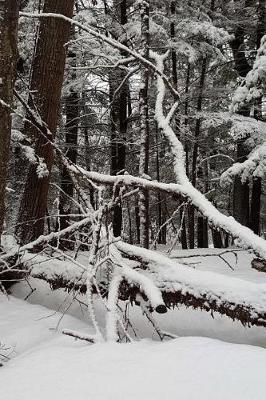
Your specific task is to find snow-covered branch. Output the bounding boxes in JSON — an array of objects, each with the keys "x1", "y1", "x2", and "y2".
[
  {"x1": 19, "y1": 11, "x2": 179, "y2": 99},
  {"x1": 220, "y1": 141, "x2": 266, "y2": 184},
  {"x1": 150, "y1": 51, "x2": 266, "y2": 259},
  {"x1": 231, "y1": 35, "x2": 266, "y2": 112}
]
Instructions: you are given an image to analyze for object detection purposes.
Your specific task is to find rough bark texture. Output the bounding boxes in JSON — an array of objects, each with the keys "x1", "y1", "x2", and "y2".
[
  {"x1": 31, "y1": 257, "x2": 266, "y2": 328},
  {"x1": 197, "y1": 216, "x2": 208, "y2": 248},
  {"x1": 156, "y1": 127, "x2": 166, "y2": 244},
  {"x1": 58, "y1": 42, "x2": 79, "y2": 249},
  {"x1": 232, "y1": 140, "x2": 250, "y2": 226},
  {"x1": 188, "y1": 58, "x2": 207, "y2": 249},
  {"x1": 249, "y1": 178, "x2": 262, "y2": 235},
  {"x1": 170, "y1": 1, "x2": 187, "y2": 249},
  {"x1": 0, "y1": 1, "x2": 19, "y2": 242},
  {"x1": 16, "y1": 0, "x2": 75, "y2": 244},
  {"x1": 110, "y1": 0, "x2": 128, "y2": 238},
  {"x1": 58, "y1": 83, "x2": 79, "y2": 247},
  {"x1": 230, "y1": 5, "x2": 251, "y2": 228},
  {"x1": 138, "y1": 0, "x2": 150, "y2": 249}
]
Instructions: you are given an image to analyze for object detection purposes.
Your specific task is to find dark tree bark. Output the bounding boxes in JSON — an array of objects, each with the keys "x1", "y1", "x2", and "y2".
[
  {"x1": 248, "y1": 0, "x2": 266, "y2": 234},
  {"x1": 249, "y1": 178, "x2": 262, "y2": 234},
  {"x1": 230, "y1": 3, "x2": 252, "y2": 228},
  {"x1": 138, "y1": 0, "x2": 150, "y2": 248},
  {"x1": 212, "y1": 228, "x2": 224, "y2": 248},
  {"x1": 155, "y1": 126, "x2": 166, "y2": 245},
  {"x1": 0, "y1": 1, "x2": 19, "y2": 243},
  {"x1": 232, "y1": 139, "x2": 250, "y2": 226},
  {"x1": 170, "y1": 0, "x2": 187, "y2": 249},
  {"x1": 16, "y1": 0, "x2": 75, "y2": 244},
  {"x1": 109, "y1": 0, "x2": 128, "y2": 238},
  {"x1": 197, "y1": 216, "x2": 208, "y2": 248},
  {"x1": 58, "y1": 61, "x2": 79, "y2": 248},
  {"x1": 188, "y1": 58, "x2": 207, "y2": 249},
  {"x1": 197, "y1": 161, "x2": 209, "y2": 248}
]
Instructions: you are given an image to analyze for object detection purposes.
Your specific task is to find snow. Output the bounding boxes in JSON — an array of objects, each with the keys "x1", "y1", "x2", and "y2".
[
  {"x1": 117, "y1": 242, "x2": 266, "y2": 321},
  {"x1": 221, "y1": 141, "x2": 266, "y2": 184},
  {"x1": 231, "y1": 35, "x2": 266, "y2": 112},
  {"x1": 0, "y1": 293, "x2": 90, "y2": 358},
  {"x1": 1, "y1": 293, "x2": 266, "y2": 400},
  {"x1": 10, "y1": 240, "x2": 266, "y2": 328}
]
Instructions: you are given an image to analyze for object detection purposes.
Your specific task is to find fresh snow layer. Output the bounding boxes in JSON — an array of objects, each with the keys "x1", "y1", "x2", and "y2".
[
  {"x1": 10, "y1": 277, "x2": 266, "y2": 347},
  {"x1": 21, "y1": 244, "x2": 266, "y2": 324},
  {"x1": 1, "y1": 294, "x2": 266, "y2": 400}
]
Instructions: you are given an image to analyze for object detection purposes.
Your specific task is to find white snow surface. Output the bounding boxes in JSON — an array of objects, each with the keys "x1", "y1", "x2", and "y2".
[
  {"x1": 2, "y1": 247, "x2": 266, "y2": 399},
  {"x1": 1, "y1": 293, "x2": 266, "y2": 400}
]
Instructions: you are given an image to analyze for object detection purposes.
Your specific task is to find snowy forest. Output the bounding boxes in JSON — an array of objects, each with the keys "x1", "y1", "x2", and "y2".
[{"x1": 1, "y1": 0, "x2": 266, "y2": 398}]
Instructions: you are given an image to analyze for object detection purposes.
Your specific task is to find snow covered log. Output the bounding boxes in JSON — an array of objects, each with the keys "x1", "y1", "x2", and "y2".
[{"x1": 28, "y1": 242, "x2": 266, "y2": 328}]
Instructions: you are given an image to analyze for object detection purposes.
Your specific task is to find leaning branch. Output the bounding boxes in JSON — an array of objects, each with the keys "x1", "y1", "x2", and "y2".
[{"x1": 19, "y1": 12, "x2": 179, "y2": 99}]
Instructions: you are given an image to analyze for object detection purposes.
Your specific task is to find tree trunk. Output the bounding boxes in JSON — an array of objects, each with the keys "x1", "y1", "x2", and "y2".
[
  {"x1": 16, "y1": 0, "x2": 74, "y2": 244},
  {"x1": 138, "y1": 0, "x2": 150, "y2": 249},
  {"x1": 170, "y1": 0, "x2": 187, "y2": 249},
  {"x1": 188, "y1": 58, "x2": 207, "y2": 249},
  {"x1": 58, "y1": 66, "x2": 79, "y2": 248},
  {"x1": 110, "y1": 0, "x2": 128, "y2": 238},
  {"x1": 0, "y1": 1, "x2": 19, "y2": 243},
  {"x1": 212, "y1": 228, "x2": 224, "y2": 248},
  {"x1": 249, "y1": 178, "x2": 262, "y2": 235},
  {"x1": 248, "y1": 0, "x2": 265, "y2": 234},
  {"x1": 155, "y1": 126, "x2": 166, "y2": 244},
  {"x1": 233, "y1": 140, "x2": 250, "y2": 226},
  {"x1": 197, "y1": 216, "x2": 208, "y2": 248},
  {"x1": 230, "y1": 5, "x2": 252, "y2": 228}
]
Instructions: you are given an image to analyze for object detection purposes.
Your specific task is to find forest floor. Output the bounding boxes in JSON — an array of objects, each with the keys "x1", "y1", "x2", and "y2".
[{"x1": 1, "y1": 248, "x2": 266, "y2": 399}]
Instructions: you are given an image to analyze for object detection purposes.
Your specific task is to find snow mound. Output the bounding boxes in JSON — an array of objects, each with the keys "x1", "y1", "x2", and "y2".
[{"x1": 1, "y1": 295, "x2": 266, "y2": 400}]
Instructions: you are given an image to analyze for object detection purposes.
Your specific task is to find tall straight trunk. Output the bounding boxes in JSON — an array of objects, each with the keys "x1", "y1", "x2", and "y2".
[
  {"x1": 212, "y1": 228, "x2": 223, "y2": 248},
  {"x1": 248, "y1": 0, "x2": 266, "y2": 234},
  {"x1": 58, "y1": 82, "x2": 79, "y2": 247},
  {"x1": 233, "y1": 140, "x2": 250, "y2": 226},
  {"x1": 0, "y1": 1, "x2": 19, "y2": 243},
  {"x1": 155, "y1": 126, "x2": 166, "y2": 244},
  {"x1": 81, "y1": 91, "x2": 95, "y2": 209},
  {"x1": 110, "y1": 0, "x2": 128, "y2": 238},
  {"x1": 249, "y1": 178, "x2": 261, "y2": 234},
  {"x1": 184, "y1": 62, "x2": 192, "y2": 249},
  {"x1": 188, "y1": 58, "x2": 207, "y2": 249},
  {"x1": 170, "y1": 0, "x2": 187, "y2": 249},
  {"x1": 197, "y1": 162, "x2": 209, "y2": 248},
  {"x1": 230, "y1": 3, "x2": 252, "y2": 228},
  {"x1": 138, "y1": 0, "x2": 150, "y2": 249},
  {"x1": 197, "y1": 216, "x2": 208, "y2": 247},
  {"x1": 16, "y1": 0, "x2": 74, "y2": 244}
]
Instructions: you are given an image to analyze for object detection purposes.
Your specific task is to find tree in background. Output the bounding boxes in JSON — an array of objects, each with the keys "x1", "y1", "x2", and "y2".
[
  {"x1": 0, "y1": 1, "x2": 19, "y2": 244},
  {"x1": 16, "y1": 0, "x2": 75, "y2": 244}
]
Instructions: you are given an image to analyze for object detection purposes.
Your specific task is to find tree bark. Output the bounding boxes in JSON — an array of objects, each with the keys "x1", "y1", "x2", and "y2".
[
  {"x1": 188, "y1": 58, "x2": 207, "y2": 249},
  {"x1": 155, "y1": 126, "x2": 166, "y2": 244},
  {"x1": 170, "y1": 1, "x2": 187, "y2": 249},
  {"x1": 230, "y1": 3, "x2": 252, "y2": 228},
  {"x1": 248, "y1": 0, "x2": 266, "y2": 234},
  {"x1": 0, "y1": 1, "x2": 19, "y2": 243},
  {"x1": 249, "y1": 178, "x2": 262, "y2": 235},
  {"x1": 110, "y1": 0, "x2": 128, "y2": 238},
  {"x1": 16, "y1": 0, "x2": 75, "y2": 244},
  {"x1": 58, "y1": 57, "x2": 79, "y2": 248},
  {"x1": 138, "y1": 0, "x2": 150, "y2": 249}
]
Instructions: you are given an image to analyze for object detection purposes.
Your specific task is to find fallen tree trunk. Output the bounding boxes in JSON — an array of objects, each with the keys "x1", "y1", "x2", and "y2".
[{"x1": 23, "y1": 242, "x2": 266, "y2": 328}]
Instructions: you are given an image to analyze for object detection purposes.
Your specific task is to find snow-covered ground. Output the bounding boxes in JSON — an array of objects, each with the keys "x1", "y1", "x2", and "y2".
[
  {"x1": 2, "y1": 248, "x2": 266, "y2": 399},
  {"x1": 1, "y1": 293, "x2": 266, "y2": 400}
]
